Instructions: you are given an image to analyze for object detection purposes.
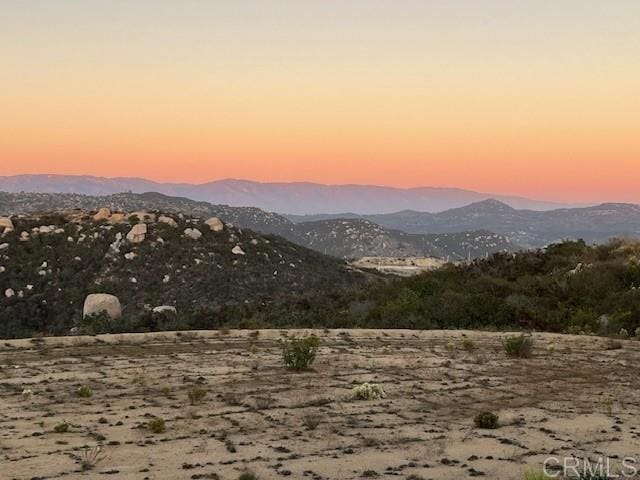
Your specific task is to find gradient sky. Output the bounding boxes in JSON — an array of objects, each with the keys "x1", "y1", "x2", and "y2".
[{"x1": 1, "y1": 1, "x2": 639, "y2": 202}]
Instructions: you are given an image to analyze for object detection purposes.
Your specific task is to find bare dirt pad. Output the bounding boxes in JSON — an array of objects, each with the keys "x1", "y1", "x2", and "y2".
[{"x1": 1, "y1": 330, "x2": 639, "y2": 480}]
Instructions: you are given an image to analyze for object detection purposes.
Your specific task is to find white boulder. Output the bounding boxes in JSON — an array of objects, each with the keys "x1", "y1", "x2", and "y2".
[
  {"x1": 83, "y1": 294, "x2": 122, "y2": 319},
  {"x1": 158, "y1": 215, "x2": 178, "y2": 228},
  {"x1": 184, "y1": 228, "x2": 202, "y2": 240},
  {"x1": 0, "y1": 217, "x2": 14, "y2": 230},
  {"x1": 0, "y1": 243, "x2": 8, "y2": 251},
  {"x1": 205, "y1": 217, "x2": 224, "y2": 232},
  {"x1": 126, "y1": 223, "x2": 147, "y2": 243},
  {"x1": 5, "y1": 288, "x2": 15, "y2": 298},
  {"x1": 232, "y1": 245, "x2": 246, "y2": 255},
  {"x1": 153, "y1": 305, "x2": 177, "y2": 314}
]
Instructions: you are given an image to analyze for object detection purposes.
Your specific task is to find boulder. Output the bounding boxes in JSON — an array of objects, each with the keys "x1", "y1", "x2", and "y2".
[
  {"x1": 0, "y1": 217, "x2": 14, "y2": 234},
  {"x1": 158, "y1": 215, "x2": 178, "y2": 228},
  {"x1": 232, "y1": 245, "x2": 246, "y2": 255},
  {"x1": 108, "y1": 213, "x2": 127, "y2": 224},
  {"x1": 0, "y1": 243, "x2": 8, "y2": 251},
  {"x1": 5, "y1": 288, "x2": 15, "y2": 298},
  {"x1": 93, "y1": 208, "x2": 111, "y2": 221},
  {"x1": 184, "y1": 228, "x2": 202, "y2": 240},
  {"x1": 153, "y1": 305, "x2": 177, "y2": 314},
  {"x1": 83, "y1": 294, "x2": 122, "y2": 319},
  {"x1": 126, "y1": 223, "x2": 147, "y2": 243},
  {"x1": 205, "y1": 217, "x2": 224, "y2": 232}
]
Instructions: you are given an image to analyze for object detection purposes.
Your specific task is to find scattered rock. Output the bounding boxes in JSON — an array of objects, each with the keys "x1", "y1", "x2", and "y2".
[
  {"x1": 184, "y1": 228, "x2": 202, "y2": 240},
  {"x1": 153, "y1": 306, "x2": 177, "y2": 314},
  {"x1": 232, "y1": 245, "x2": 246, "y2": 255},
  {"x1": 93, "y1": 208, "x2": 111, "y2": 221},
  {"x1": 205, "y1": 217, "x2": 224, "y2": 232},
  {"x1": 83, "y1": 294, "x2": 122, "y2": 319},
  {"x1": 0, "y1": 243, "x2": 8, "y2": 251},
  {"x1": 158, "y1": 215, "x2": 178, "y2": 228},
  {"x1": 126, "y1": 223, "x2": 148, "y2": 243},
  {"x1": 4, "y1": 288, "x2": 15, "y2": 298}
]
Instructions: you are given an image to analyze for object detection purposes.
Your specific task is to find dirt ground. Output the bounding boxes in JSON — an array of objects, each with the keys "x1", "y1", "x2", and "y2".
[{"x1": 2, "y1": 329, "x2": 639, "y2": 480}]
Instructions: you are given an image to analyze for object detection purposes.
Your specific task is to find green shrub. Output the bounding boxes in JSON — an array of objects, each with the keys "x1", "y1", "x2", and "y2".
[
  {"x1": 462, "y1": 339, "x2": 476, "y2": 351},
  {"x1": 503, "y1": 335, "x2": 534, "y2": 358},
  {"x1": 238, "y1": 472, "x2": 258, "y2": 480},
  {"x1": 54, "y1": 421, "x2": 70, "y2": 433},
  {"x1": 352, "y1": 383, "x2": 386, "y2": 400},
  {"x1": 77, "y1": 385, "x2": 93, "y2": 398},
  {"x1": 148, "y1": 417, "x2": 166, "y2": 434},
  {"x1": 187, "y1": 387, "x2": 207, "y2": 405},
  {"x1": 474, "y1": 411, "x2": 499, "y2": 429},
  {"x1": 281, "y1": 335, "x2": 320, "y2": 371}
]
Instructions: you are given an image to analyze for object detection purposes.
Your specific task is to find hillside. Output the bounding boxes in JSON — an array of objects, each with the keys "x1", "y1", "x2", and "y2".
[
  {"x1": 0, "y1": 174, "x2": 571, "y2": 214},
  {"x1": 289, "y1": 199, "x2": 640, "y2": 248},
  {"x1": 350, "y1": 239, "x2": 640, "y2": 334},
  {"x1": 0, "y1": 192, "x2": 515, "y2": 260},
  {"x1": 0, "y1": 209, "x2": 370, "y2": 338},
  {"x1": 290, "y1": 218, "x2": 514, "y2": 260}
]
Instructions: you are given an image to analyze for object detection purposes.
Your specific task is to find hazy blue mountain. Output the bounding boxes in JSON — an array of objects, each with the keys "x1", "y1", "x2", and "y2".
[{"x1": 0, "y1": 174, "x2": 572, "y2": 214}]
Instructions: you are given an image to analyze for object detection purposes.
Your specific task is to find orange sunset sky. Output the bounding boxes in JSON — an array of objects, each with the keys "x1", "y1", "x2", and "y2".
[{"x1": 1, "y1": 1, "x2": 639, "y2": 202}]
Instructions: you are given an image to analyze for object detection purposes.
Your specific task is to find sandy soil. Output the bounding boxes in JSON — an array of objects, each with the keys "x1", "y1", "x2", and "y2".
[{"x1": 2, "y1": 329, "x2": 639, "y2": 480}]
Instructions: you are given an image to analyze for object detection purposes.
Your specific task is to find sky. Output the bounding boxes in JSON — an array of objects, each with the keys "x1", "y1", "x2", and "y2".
[{"x1": 1, "y1": 1, "x2": 639, "y2": 202}]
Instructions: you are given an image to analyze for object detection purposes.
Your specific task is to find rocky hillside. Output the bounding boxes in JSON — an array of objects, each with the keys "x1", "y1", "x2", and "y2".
[
  {"x1": 290, "y1": 219, "x2": 514, "y2": 260},
  {"x1": 0, "y1": 192, "x2": 514, "y2": 259},
  {"x1": 288, "y1": 199, "x2": 640, "y2": 248},
  {"x1": 0, "y1": 209, "x2": 369, "y2": 338}
]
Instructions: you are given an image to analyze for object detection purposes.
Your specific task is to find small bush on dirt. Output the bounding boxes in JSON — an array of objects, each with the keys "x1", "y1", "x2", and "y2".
[
  {"x1": 148, "y1": 417, "x2": 166, "y2": 434},
  {"x1": 77, "y1": 385, "x2": 93, "y2": 398},
  {"x1": 503, "y1": 335, "x2": 533, "y2": 358},
  {"x1": 254, "y1": 393, "x2": 274, "y2": 410},
  {"x1": 281, "y1": 335, "x2": 320, "y2": 371},
  {"x1": 238, "y1": 472, "x2": 258, "y2": 480},
  {"x1": 462, "y1": 339, "x2": 476, "y2": 351},
  {"x1": 302, "y1": 412, "x2": 323, "y2": 430},
  {"x1": 187, "y1": 387, "x2": 207, "y2": 405},
  {"x1": 474, "y1": 411, "x2": 499, "y2": 429},
  {"x1": 79, "y1": 445, "x2": 106, "y2": 471},
  {"x1": 54, "y1": 421, "x2": 70, "y2": 433},
  {"x1": 352, "y1": 383, "x2": 386, "y2": 400}
]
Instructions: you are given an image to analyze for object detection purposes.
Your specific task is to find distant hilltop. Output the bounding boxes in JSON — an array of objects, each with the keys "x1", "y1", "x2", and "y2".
[{"x1": 0, "y1": 174, "x2": 577, "y2": 215}]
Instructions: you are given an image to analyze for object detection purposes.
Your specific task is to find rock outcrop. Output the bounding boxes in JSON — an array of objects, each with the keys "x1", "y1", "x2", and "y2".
[
  {"x1": 126, "y1": 223, "x2": 147, "y2": 243},
  {"x1": 184, "y1": 228, "x2": 202, "y2": 240},
  {"x1": 93, "y1": 208, "x2": 111, "y2": 221},
  {"x1": 158, "y1": 215, "x2": 178, "y2": 228},
  {"x1": 83, "y1": 294, "x2": 122, "y2": 319},
  {"x1": 0, "y1": 217, "x2": 14, "y2": 233},
  {"x1": 205, "y1": 217, "x2": 224, "y2": 232}
]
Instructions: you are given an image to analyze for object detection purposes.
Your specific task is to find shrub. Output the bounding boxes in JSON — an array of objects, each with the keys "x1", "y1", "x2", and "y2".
[
  {"x1": 187, "y1": 387, "x2": 207, "y2": 405},
  {"x1": 238, "y1": 472, "x2": 258, "y2": 480},
  {"x1": 503, "y1": 335, "x2": 534, "y2": 358},
  {"x1": 77, "y1": 385, "x2": 93, "y2": 398},
  {"x1": 79, "y1": 445, "x2": 105, "y2": 471},
  {"x1": 462, "y1": 339, "x2": 476, "y2": 351},
  {"x1": 281, "y1": 335, "x2": 320, "y2": 371},
  {"x1": 474, "y1": 411, "x2": 499, "y2": 429},
  {"x1": 352, "y1": 383, "x2": 386, "y2": 400},
  {"x1": 54, "y1": 421, "x2": 70, "y2": 433},
  {"x1": 301, "y1": 412, "x2": 323, "y2": 430},
  {"x1": 148, "y1": 417, "x2": 166, "y2": 434}
]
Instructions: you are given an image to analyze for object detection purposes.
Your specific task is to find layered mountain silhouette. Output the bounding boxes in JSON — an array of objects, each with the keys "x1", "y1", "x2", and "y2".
[{"x1": 0, "y1": 174, "x2": 572, "y2": 214}]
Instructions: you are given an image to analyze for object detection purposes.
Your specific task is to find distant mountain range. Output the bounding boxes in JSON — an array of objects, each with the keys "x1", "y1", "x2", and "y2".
[
  {"x1": 0, "y1": 174, "x2": 574, "y2": 214},
  {"x1": 0, "y1": 191, "x2": 515, "y2": 260},
  {"x1": 287, "y1": 199, "x2": 640, "y2": 248}
]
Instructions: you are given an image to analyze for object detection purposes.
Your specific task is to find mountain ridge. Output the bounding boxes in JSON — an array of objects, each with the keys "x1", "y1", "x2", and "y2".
[{"x1": 0, "y1": 174, "x2": 578, "y2": 214}]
